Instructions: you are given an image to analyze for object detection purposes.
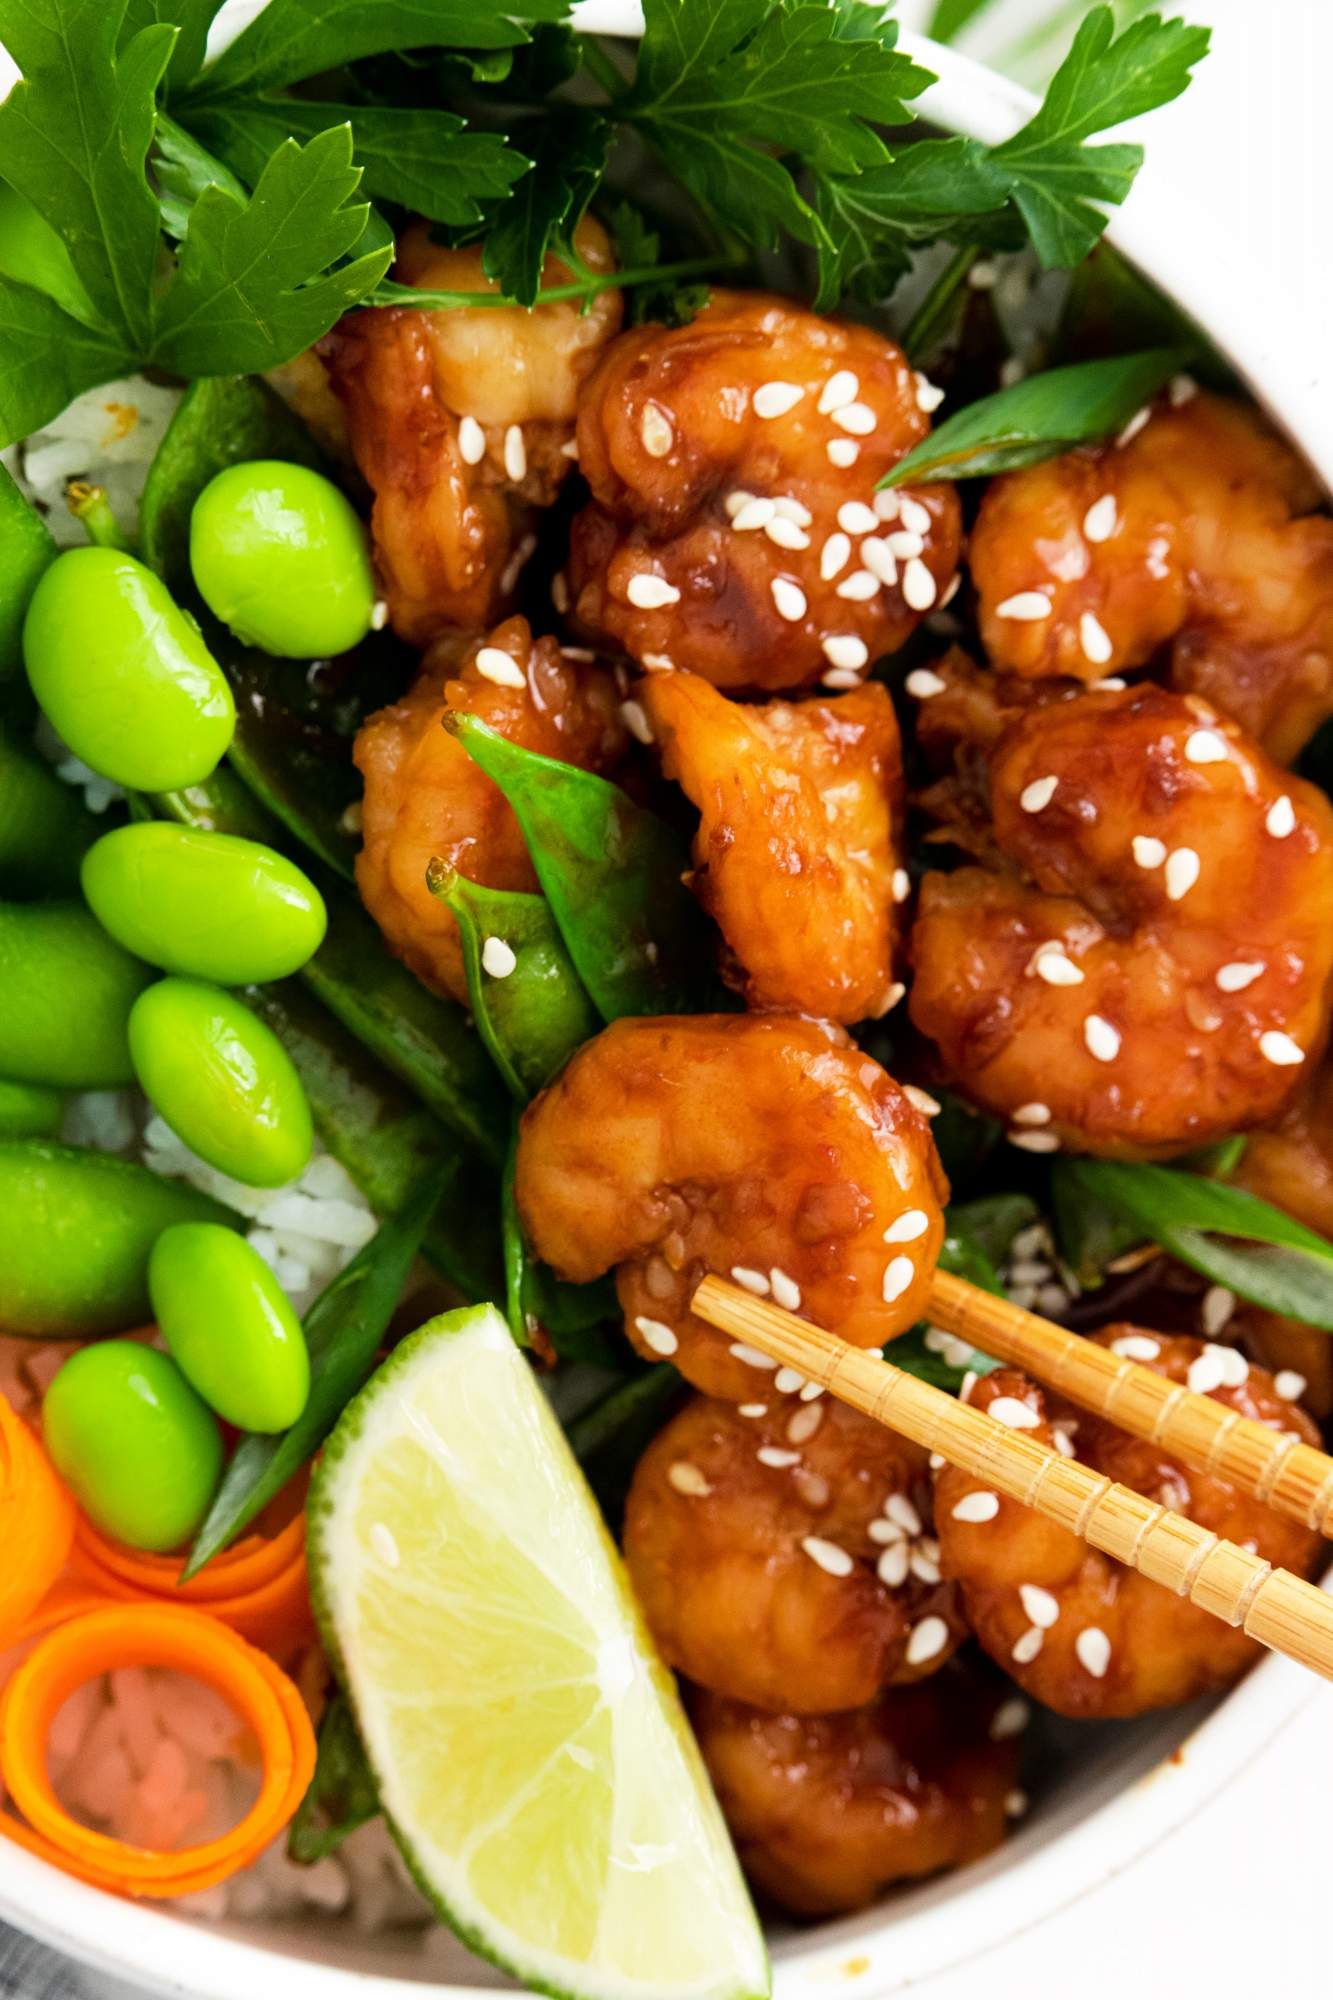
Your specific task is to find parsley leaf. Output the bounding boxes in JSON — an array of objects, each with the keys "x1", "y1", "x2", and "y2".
[
  {"x1": 481, "y1": 109, "x2": 610, "y2": 306},
  {"x1": 153, "y1": 110, "x2": 247, "y2": 241},
  {"x1": 151, "y1": 125, "x2": 392, "y2": 376},
  {"x1": 119, "y1": 0, "x2": 220, "y2": 90},
  {"x1": 991, "y1": 8, "x2": 1211, "y2": 266},
  {"x1": 0, "y1": 283, "x2": 134, "y2": 447},
  {"x1": 813, "y1": 137, "x2": 1013, "y2": 308}
]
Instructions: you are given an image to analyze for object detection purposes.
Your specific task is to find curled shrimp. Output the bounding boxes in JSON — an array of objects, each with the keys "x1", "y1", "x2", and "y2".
[
  {"x1": 354, "y1": 617, "x2": 625, "y2": 1003},
  {"x1": 690, "y1": 1661, "x2": 1021, "y2": 1916},
  {"x1": 514, "y1": 1014, "x2": 948, "y2": 1400},
  {"x1": 970, "y1": 390, "x2": 1333, "y2": 763},
  {"x1": 321, "y1": 218, "x2": 622, "y2": 642},
  {"x1": 639, "y1": 669, "x2": 906, "y2": 1023},
  {"x1": 567, "y1": 291, "x2": 961, "y2": 692},
  {"x1": 908, "y1": 680, "x2": 1333, "y2": 1156},
  {"x1": 623, "y1": 1391, "x2": 967, "y2": 1713},
  {"x1": 1231, "y1": 1061, "x2": 1333, "y2": 1413},
  {"x1": 933, "y1": 1330, "x2": 1323, "y2": 1718}
]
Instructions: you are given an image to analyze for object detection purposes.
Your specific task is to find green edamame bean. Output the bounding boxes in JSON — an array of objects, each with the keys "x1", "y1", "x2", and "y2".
[
  {"x1": 190, "y1": 461, "x2": 375, "y2": 659},
  {"x1": 0, "y1": 729, "x2": 97, "y2": 897},
  {"x1": 0, "y1": 1140, "x2": 237, "y2": 1337},
  {"x1": 150, "y1": 1223, "x2": 310, "y2": 1432},
  {"x1": 0, "y1": 900, "x2": 153, "y2": 1087},
  {"x1": 44, "y1": 1341, "x2": 223, "y2": 1551},
  {"x1": 129, "y1": 977, "x2": 313, "y2": 1188},
  {"x1": 0, "y1": 1079, "x2": 64, "y2": 1137},
  {"x1": 23, "y1": 547, "x2": 235, "y2": 789},
  {"x1": 82, "y1": 822, "x2": 327, "y2": 984}
]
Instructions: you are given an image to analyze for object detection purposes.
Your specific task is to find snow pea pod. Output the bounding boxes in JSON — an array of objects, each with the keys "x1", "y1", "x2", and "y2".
[
  {"x1": 448, "y1": 712, "x2": 714, "y2": 1021},
  {"x1": 0, "y1": 462, "x2": 56, "y2": 689},
  {"x1": 0, "y1": 900, "x2": 153, "y2": 1088},
  {"x1": 0, "y1": 1140, "x2": 237, "y2": 1337},
  {"x1": 0, "y1": 727, "x2": 97, "y2": 896},
  {"x1": 428, "y1": 865, "x2": 598, "y2": 1103}
]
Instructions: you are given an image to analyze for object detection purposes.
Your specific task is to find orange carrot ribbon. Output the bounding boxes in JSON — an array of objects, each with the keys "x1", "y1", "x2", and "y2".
[{"x1": 0, "y1": 1396, "x2": 76, "y2": 1647}]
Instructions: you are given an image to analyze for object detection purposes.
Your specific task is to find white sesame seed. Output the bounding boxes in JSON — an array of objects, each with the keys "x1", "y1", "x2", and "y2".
[
  {"x1": 818, "y1": 369, "x2": 859, "y2": 415},
  {"x1": 1117, "y1": 406, "x2": 1151, "y2": 447},
  {"x1": 1083, "y1": 494, "x2": 1118, "y2": 542},
  {"x1": 897, "y1": 496, "x2": 931, "y2": 537},
  {"x1": 1276, "y1": 1370, "x2": 1307, "y2": 1401},
  {"x1": 626, "y1": 572, "x2": 680, "y2": 610},
  {"x1": 668, "y1": 1461, "x2": 712, "y2": 1497},
  {"x1": 821, "y1": 667, "x2": 863, "y2": 690},
  {"x1": 369, "y1": 598, "x2": 389, "y2": 631},
  {"x1": 1201, "y1": 1286, "x2": 1236, "y2": 1337},
  {"x1": 914, "y1": 372, "x2": 945, "y2": 414},
  {"x1": 1185, "y1": 728, "x2": 1228, "y2": 764},
  {"x1": 1000, "y1": 357, "x2": 1026, "y2": 388},
  {"x1": 877, "y1": 1541, "x2": 910, "y2": 1587},
  {"x1": 560, "y1": 436, "x2": 579, "y2": 460},
  {"x1": 991, "y1": 1697, "x2": 1030, "y2": 1740},
  {"x1": 833, "y1": 401, "x2": 876, "y2": 436},
  {"x1": 874, "y1": 489, "x2": 900, "y2": 522},
  {"x1": 774, "y1": 1366, "x2": 806, "y2": 1395},
  {"x1": 995, "y1": 591, "x2": 1051, "y2": 621},
  {"x1": 1009, "y1": 1129, "x2": 1060, "y2": 1153},
  {"x1": 769, "y1": 1268, "x2": 802, "y2": 1311},
  {"x1": 821, "y1": 634, "x2": 868, "y2": 672},
  {"x1": 731, "y1": 496, "x2": 776, "y2": 532},
  {"x1": 757, "y1": 1446, "x2": 800, "y2": 1469},
  {"x1": 885, "y1": 1492, "x2": 922, "y2": 1535},
  {"x1": 929, "y1": 1450, "x2": 945, "y2": 1470},
  {"x1": 803, "y1": 1536, "x2": 854, "y2": 1578},
  {"x1": 560, "y1": 644, "x2": 594, "y2": 661},
  {"x1": 641, "y1": 652, "x2": 673, "y2": 673},
  {"x1": 968, "y1": 259, "x2": 998, "y2": 290},
  {"x1": 827, "y1": 438, "x2": 860, "y2": 468},
  {"x1": 904, "y1": 1084, "x2": 940, "y2": 1117},
  {"x1": 1215, "y1": 960, "x2": 1265, "y2": 993},
  {"x1": 1170, "y1": 372, "x2": 1198, "y2": 406},
  {"x1": 1111, "y1": 1333, "x2": 1161, "y2": 1360},
  {"x1": 892, "y1": 868, "x2": 911, "y2": 904},
  {"x1": 800, "y1": 1379, "x2": 824, "y2": 1402},
  {"x1": 879, "y1": 981, "x2": 905, "y2": 1014},
  {"x1": 787, "y1": 1401, "x2": 823, "y2": 1445},
  {"x1": 990, "y1": 1396, "x2": 1040, "y2": 1431},
  {"x1": 838, "y1": 501, "x2": 879, "y2": 536},
  {"x1": 1005, "y1": 1789, "x2": 1030, "y2": 1819},
  {"x1": 1075, "y1": 1626, "x2": 1112, "y2": 1678},
  {"x1": 882, "y1": 1254, "x2": 915, "y2": 1303},
  {"x1": 502, "y1": 423, "x2": 527, "y2": 481},
  {"x1": 1020, "y1": 775, "x2": 1058, "y2": 814},
  {"x1": 859, "y1": 537, "x2": 899, "y2": 588},
  {"x1": 551, "y1": 572, "x2": 571, "y2": 615},
  {"x1": 475, "y1": 645, "x2": 526, "y2": 688},
  {"x1": 369, "y1": 1521, "x2": 399, "y2": 1567},
  {"x1": 952, "y1": 1490, "x2": 1000, "y2": 1524},
  {"x1": 635, "y1": 1315, "x2": 679, "y2": 1356},
  {"x1": 1164, "y1": 847, "x2": 1200, "y2": 901},
  {"x1": 1132, "y1": 836, "x2": 1166, "y2": 868},
  {"x1": 773, "y1": 496, "x2": 812, "y2": 526},
  {"x1": 1012, "y1": 1102, "x2": 1052, "y2": 1127},
  {"x1": 481, "y1": 935, "x2": 517, "y2": 979},
  {"x1": 1079, "y1": 611, "x2": 1113, "y2": 665},
  {"x1": 1031, "y1": 943, "x2": 1084, "y2": 987},
  {"x1": 738, "y1": 1403, "x2": 767, "y2": 1418},
  {"x1": 959, "y1": 1370, "x2": 978, "y2": 1402},
  {"x1": 458, "y1": 415, "x2": 486, "y2": 466},
  {"x1": 639, "y1": 401, "x2": 674, "y2": 458},
  {"x1": 620, "y1": 699, "x2": 653, "y2": 745},
  {"x1": 765, "y1": 515, "x2": 811, "y2": 551},
  {"x1": 729, "y1": 1342, "x2": 777, "y2": 1371},
  {"x1": 835, "y1": 570, "x2": 879, "y2": 603},
  {"x1": 1267, "y1": 794, "x2": 1296, "y2": 838},
  {"x1": 885, "y1": 1209, "x2": 930, "y2": 1243},
  {"x1": 1083, "y1": 1014, "x2": 1121, "y2": 1063},
  {"x1": 870, "y1": 1517, "x2": 904, "y2": 1544},
  {"x1": 1187, "y1": 1348, "x2": 1229, "y2": 1394},
  {"x1": 1019, "y1": 1584, "x2": 1060, "y2": 1629},
  {"x1": 753, "y1": 380, "x2": 804, "y2": 419},
  {"x1": 723, "y1": 490, "x2": 753, "y2": 519},
  {"x1": 771, "y1": 577, "x2": 807, "y2": 622},
  {"x1": 820, "y1": 532, "x2": 851, "y2": 580},
  {"x1": 903, "y1": 558, "x2": 937, "y2": 611},
  {"x1": 886, "y1": 530, "x2": 924, "y2": 560},
  {"x1": 1260, "y1": 1030, "x2": 1304, "y2": 1066},
  {"x1": 906, "y1": 668, "x2": 946, "y2": 698},
  {"x1": 1011, "y1": 1626, "x2": 1045, "y2": 1664},
  {"x1": 906, "y1": 1615, "x2": 950, "y2": 1665},
  {"x1": 730, "y1": 1266, "x2": 770, "y2": 1296}
]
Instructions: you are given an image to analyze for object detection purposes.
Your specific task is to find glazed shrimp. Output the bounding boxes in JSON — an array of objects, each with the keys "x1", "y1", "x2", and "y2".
[
  {"x1": 640, "y1": 670, "x2": 906, "y2": 1023},
  {"x1": 909, "y1": 681, "x2": 1333, "y2": 1155},
  {"x1": 322, "y1": 218, "x2": 622, "y2": 643},
  {"x1": 567, "y1": 291, "x2": 961, "y2": 692},
  {"x1": 1231, "y1": 1061, "x2": 1333, "y2": 1413},
  {"x1": 690, "y1": 1662, "x2": 1020, "y2": 1916},
  {"x1": 623, "y1": 1392, "x2": 967, "y2": 1713},
  {"x1": 354, "y1": 617, "x2": 625, "y2": 1003},
  {"x1": 514, "y1": 1014, "x2": 948, "y2": 1400},
  {"x1": 970, "y1": 390, "x2": 1333, "y2": 763},
  {"x1": 934, "y1": 1330, "x2": 1323, "y2": 1718}
]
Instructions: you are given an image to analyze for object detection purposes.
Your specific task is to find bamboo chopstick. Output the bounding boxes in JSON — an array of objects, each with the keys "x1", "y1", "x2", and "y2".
[
  {"x1": 925, "y1": 1270, "x2": 1333, "y2": 1538},
  {"x1": 691, "y1": 1274, "x2": 1333, "y2": 1687}
]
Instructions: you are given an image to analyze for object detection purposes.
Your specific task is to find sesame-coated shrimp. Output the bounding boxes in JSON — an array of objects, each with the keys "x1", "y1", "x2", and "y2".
[
  {"x1": 354, "y1": 617, "x2": 625, "y2": 1003},
  {"x1": 567, "y1": 292, "x2": 961, "y2": 692},
  {"x1": 690, "y1": 1662, "x2": 1021, "y2": 1916},
  {"x1": 639, "y1": 670, "x2": 906, "y2": 1023},
  {"x1": 322, "y1": 219, "x2": 622, "y2": 643},
  {"x1": 514, "y1": 1014, "x2": 948, "y2": 1400},
  {"x1": 623, "y1": 1393, "x2": 967, "y2": 1713},
  {"x1": 1231, "y1": 1061, "x2": 1333, "y2": 1413},
  {"x1": 970, "y1": 390, "x2": 1333, "y2": 763},
  {"x1": 909, "y1": 681, "x2": 1333, "y2": 1156},
  {"x1": 934, "y1": 1330, "x2": 1323, "y2": 1718}
]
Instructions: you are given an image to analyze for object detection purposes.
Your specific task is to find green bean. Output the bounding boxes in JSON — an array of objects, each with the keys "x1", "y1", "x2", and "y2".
[
  {"x1": 0, "y1": 900, "x2": 153, "y2": 1087},
  {"x1": 0, "y1": 728, "x2": 98, "y2": 897},
  {"x1": 0, "y1": 1140, "x2": 237, "y2": 1337},
  {"x1": 448, "y1": 712, "x2": 714, "y2": 1020},
  {"x1": 0, "y1": 1079, "x2": 64, "y2": 1137},
  {"x1": 0, "y1": 463, "x2": 56, "y2": 688}
]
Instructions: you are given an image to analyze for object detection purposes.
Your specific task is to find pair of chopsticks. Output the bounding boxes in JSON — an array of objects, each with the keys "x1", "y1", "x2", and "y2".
[{"x1": 691, "y1": 1270, "x2": 1333, "y2": 1685}]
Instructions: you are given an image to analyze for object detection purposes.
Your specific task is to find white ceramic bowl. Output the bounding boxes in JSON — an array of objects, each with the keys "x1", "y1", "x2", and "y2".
[{"x1": 3, "y1": 13, "x2": 1329, "y2": 1999}]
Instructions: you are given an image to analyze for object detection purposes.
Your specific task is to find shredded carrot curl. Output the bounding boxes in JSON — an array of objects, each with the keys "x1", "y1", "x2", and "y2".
[{"x1": 0, "y1": 1396, "x2": 77, "y2": 1648}]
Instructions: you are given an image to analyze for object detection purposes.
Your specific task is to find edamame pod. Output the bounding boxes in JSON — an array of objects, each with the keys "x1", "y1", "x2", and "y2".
[
  {"x1": 151, "y1": 1224, "x2": 310, "y2": 1432},
  {"x1": 82, "y1": 822, "x2": 327, "y2": 983},
  {"x1": 23, "y1": 547, "x2": 235, "y2": 790},
  {"x1": 0, "y1": 1140, "x2": 237, "y2": 1337},
  {"x1": 44, "y1": 1341, "x2": 223, "y2": 1551},
  {"x1": 0, "y1": 1079, "x2": 63, "y2": 1137},
  {"x1": 0, "y1": 900, "x2": 153, "y2": 1087},
  {"x1": 0, "y1": 729, "x2": 97, "y2": 897},
  {"x1": 129, "y1": 978, "x2": 314, "y2": 1189},
  {"x1": 190, "y1": 460, "x2": 375, "y2": 659}
]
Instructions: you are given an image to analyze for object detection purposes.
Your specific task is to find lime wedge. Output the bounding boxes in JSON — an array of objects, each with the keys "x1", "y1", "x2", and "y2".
[{"x1": 309, "y1": 1305, "x2": 769, "y2": 2000}]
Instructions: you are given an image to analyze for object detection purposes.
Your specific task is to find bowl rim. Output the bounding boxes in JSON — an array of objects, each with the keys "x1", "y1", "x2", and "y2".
[{"x1": 3, "y1": 16, "x2": 1330, "y2": 2000}]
